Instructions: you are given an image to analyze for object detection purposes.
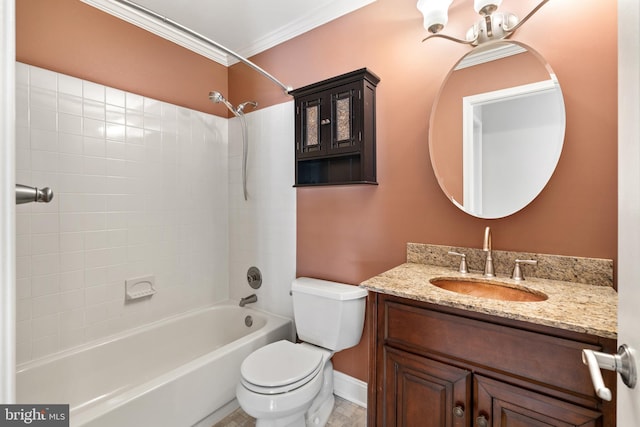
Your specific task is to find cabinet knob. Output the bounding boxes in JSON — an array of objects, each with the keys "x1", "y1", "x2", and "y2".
[
  {"x1": 320, "y1": 118, "x2": 331, "y2": 125},
  {"x1": 476, "y1": 415, "x2": 488, "y2": 427},
  {"x1": 453, "y1": 405, "x2": 465, "y2": 418}
]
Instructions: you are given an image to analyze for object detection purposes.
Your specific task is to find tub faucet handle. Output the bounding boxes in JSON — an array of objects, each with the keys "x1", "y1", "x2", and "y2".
[
  {"x1": 448, "y1": 251, "x2": 468, "y2": 274},
  {"x1": 512, "y1": 259, "x2": 537, "y2": 281},
  {"x1": 247, "y1": 266, "x2": 262, "y2": 289}
]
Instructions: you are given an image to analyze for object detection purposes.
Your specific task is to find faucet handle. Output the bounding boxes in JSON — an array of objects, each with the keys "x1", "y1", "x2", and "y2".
[
  {"x1": 512, "y1": 259, "x2": 537, "y2": 281},
  {"x1": 448, "y1": 251, "x2": 468, "y2": 274}
]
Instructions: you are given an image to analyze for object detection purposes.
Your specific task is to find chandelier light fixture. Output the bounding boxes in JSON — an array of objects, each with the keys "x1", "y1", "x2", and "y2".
[{"x1": 417, "y1": 0, "x2": 549, "y2": 45}]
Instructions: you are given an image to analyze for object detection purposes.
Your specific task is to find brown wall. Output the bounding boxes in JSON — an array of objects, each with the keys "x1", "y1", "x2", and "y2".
[
  {"x1": 16, "y1": 0, "x2": 229, "y2": 117},
  {"x1": 230, "y1": 0, "x2": 618, "y2": 382},
  {"x1": 17, "y1": 0, "x2": 618, "y2": 384}
]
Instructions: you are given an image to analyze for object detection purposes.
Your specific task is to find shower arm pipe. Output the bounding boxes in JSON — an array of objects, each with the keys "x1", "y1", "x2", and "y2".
[{"x1": 110, "y1": 0, "x2": 293, "y2": 94}]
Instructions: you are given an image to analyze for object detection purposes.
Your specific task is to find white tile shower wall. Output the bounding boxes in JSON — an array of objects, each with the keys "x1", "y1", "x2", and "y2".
[
  {"x1": 228, "y1": 102, "x2": 296, "y2": 319},
  {"x1": 14, "y1": 63, "x2": 229, "y2": 363}
]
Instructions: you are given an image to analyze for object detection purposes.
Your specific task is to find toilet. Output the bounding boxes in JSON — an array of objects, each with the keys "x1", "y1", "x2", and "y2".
[{"x1": 235, "y1": 277, "x2": 367, "y2": 427}]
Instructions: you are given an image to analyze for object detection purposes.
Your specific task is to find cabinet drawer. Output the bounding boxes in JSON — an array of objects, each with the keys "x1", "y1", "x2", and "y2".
[{"x1": 383, "y1": 300, "x2": 601, "y2": 399}]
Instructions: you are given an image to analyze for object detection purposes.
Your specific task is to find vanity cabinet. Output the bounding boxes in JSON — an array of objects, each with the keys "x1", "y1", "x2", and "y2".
[
  {"x1": 368, "y1": 293, "x2": 616, "y2": 427},
  {"x1": 290, "y1": 68, "x2": 379, "y2": 186}
]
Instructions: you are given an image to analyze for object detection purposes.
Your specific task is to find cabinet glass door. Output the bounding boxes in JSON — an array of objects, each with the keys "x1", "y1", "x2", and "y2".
[
  {"x1": 333, "y1": 89, "x2": 354, "y2": 148},
  {"x1": 330, "y1": 83, "x2": 360, "y2": 153},
  {"x1": 300, "y1": 97, "x2": 323, "y2": 154}
]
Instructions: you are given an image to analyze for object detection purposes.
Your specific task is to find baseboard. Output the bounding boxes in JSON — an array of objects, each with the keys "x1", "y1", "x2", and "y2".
[{"x1": 333, "y1": 370, "x2": 368, "y2": 408}]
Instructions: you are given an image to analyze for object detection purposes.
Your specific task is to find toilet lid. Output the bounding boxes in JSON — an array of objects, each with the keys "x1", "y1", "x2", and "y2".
[{"x1": 241, "y1": 340, "x2": 323, "y2": 393}]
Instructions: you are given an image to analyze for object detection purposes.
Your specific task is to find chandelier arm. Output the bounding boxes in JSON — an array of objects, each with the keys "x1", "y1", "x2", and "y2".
[
  {"x1": 504, "y1": 0, "x2": 550, "y2": 34},
  {"x1": 422, "y1": 32, "x2": 477, "y2": 45}
]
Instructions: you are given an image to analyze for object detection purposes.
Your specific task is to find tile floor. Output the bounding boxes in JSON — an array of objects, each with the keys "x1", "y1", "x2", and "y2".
[{"x1": 212, "y1": 395, "x2": 366, "y2": 427}]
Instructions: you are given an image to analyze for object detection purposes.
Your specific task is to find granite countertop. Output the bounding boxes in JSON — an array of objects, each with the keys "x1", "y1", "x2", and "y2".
[{"x1": 360, "y1": 262, "x2": 618, "y2": 340}]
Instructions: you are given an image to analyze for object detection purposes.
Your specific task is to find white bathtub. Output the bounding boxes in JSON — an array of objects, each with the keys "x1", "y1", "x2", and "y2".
[{"x1": 16, "y1": 303, "x2": 294, "y2": 427}]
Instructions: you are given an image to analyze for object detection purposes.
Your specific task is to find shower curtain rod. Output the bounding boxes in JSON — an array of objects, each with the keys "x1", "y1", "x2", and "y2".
[{"x1": 111, "y1": 0, "x2": 293, "y2": 94}]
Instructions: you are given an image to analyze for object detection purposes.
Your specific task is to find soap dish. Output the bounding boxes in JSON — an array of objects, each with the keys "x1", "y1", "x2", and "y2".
[{"x1": 125, "y1": 275, "x2": 156, "y2": 300}]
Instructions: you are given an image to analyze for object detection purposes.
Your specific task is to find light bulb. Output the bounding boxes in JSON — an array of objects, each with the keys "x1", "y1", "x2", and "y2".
[
  {"x1": 417, "y1": 0, "x2": 454, "y2": 33},
  {"x1": 474, "y1": 0, "x2": 502, "y2": 15}
]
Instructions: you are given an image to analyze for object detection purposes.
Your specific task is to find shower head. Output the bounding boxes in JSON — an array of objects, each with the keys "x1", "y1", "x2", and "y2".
[
  {"x1": 236, "y1": 101, "x2": 258, "y2": 114},
  {"x1": 208, "y1": 90, "x2": 238, "y2": 116},
  {"x1": 208, "y1": 91, "x2": 224, "y2": 103},
  {"x1": 209, "y1": 91, "x2": 258, "y2": 116}
]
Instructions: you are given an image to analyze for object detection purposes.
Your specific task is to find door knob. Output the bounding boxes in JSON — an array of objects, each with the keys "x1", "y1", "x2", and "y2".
[
  {"x1": 582, "y1": 344, "x2": 637, "y2": 401},
  {"x1": 476, "y1": 415, "x2": 488, "y2": 427},
  {"x1": 453, "y1": 405, "x2": 464, "y2": 418}
]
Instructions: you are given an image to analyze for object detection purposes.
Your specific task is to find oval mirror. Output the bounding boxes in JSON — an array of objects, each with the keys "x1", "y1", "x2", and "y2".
[{"x1": 429, "y1": 40, "x2": 566, "y2": 219}]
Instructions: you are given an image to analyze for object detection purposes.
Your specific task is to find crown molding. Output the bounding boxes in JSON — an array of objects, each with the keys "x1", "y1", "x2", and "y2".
[
  {"x1": 82, "y1": 0, "x2": 231, "y2": 65},
  {"x1": 82, "y1": 0, "x2": 376, "y2": 67},
  {"x1": 230, "y1": 0, "x2": 376, "y2": 63}
]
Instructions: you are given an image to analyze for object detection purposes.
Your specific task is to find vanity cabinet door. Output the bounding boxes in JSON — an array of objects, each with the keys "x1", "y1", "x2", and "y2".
[
  {"x1": 474, "y1": 375, "x2": 603, "y2": 427},
  {"x1": 383, "y1": 346, "x2": 472, "y2": 427}
]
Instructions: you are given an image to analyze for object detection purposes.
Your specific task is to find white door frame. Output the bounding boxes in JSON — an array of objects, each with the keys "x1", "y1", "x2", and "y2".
[
  {"x1": 617, "y1": 0, "x2": 640, "y2": 423},
  {"x1": 0, "y1": 0, "x2": 16, "y2": 404},
  {"x1": 461, "y1": 79, "x2": 559, "y2": 216}
]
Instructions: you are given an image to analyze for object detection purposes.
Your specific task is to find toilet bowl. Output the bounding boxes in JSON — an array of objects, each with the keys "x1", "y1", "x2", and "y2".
[
  {"x1": 236, "y1": 341, "x2": 333, "y2": 427},
  {"x1": 235, "y1": 278, "x2": 367, "y2": 427}
]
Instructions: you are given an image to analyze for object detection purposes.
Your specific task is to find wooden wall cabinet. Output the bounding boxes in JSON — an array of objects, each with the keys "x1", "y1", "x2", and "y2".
[
  {"x1": 290, "y1": 68, "x2": 379, "y2": 186},
  {"x1": 368, "y1": 293, "x2": 617, "y2": 427}
]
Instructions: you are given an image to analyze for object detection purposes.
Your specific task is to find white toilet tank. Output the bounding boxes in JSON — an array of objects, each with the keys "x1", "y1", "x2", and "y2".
[{"x1": 291, "y1": 277, "x2": 367, "y2": 352}]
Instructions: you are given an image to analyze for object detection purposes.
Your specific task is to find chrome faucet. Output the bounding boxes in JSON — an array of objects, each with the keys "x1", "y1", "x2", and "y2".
[
  {"x1": 483, "y1": 226, "x2": 495, "y2": 277},
  {"x1": 239, "y1": 294, "x2": 258, "y2": 307}
]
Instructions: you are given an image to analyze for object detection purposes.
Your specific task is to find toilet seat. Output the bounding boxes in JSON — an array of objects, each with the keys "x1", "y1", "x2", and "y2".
[{"x1": 240, "y1": 340, "x2": 324, "y2": 395}]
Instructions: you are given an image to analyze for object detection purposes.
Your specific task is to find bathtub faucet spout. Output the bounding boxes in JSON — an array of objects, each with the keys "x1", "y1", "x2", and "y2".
[{"x1": 239, "y1": 294, "x2": 258, "y2": 307}]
